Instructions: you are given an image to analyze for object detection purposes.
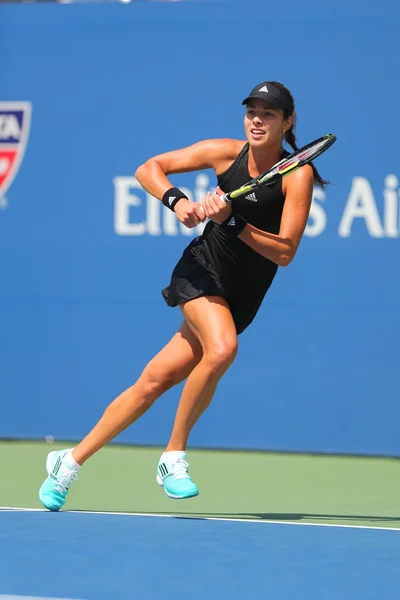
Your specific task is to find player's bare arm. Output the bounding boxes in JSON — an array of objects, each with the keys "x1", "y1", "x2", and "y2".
[
  {"x1": 236, "y1": 165, "x2": 314, "y2": 266},
  {"x1": 198, "y1": 165, "x2": 314, "y2": 266},
  {"x1": 135, "y1": 139, "x2": 244, "y2": 228}
]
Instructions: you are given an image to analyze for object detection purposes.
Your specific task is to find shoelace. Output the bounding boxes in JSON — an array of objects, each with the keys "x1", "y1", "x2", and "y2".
[
  {"x1": 171, "y1": 457, "x2": 190, "y2": 480},
  {"x1": 54, "y1": 469, "x2": 78, "y2": 494}
]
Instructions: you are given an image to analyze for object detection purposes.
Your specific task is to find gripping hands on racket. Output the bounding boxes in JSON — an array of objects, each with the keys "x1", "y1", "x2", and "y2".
[
  {"x1": 174, "y1": 187, "x2": 229, "y2": 228},
  {"x1": 201, "y1": 187, "x2": 232, "y2": 224},
  {"x1": 174, "y1": 197, "x2": 206, "y2": 228}
]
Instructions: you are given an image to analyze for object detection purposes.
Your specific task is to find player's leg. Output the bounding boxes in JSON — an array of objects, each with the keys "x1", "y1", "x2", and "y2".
[
  {"x1": 156, "y1": 295, "x2": 238, "y2": 499},
  {"x1": 72, "y1": 320, "x2": 203, "y2": 465},
  {"x1": 169, "y1": 295, "x2": 238, "y2": 449},
  {"x1": 39, "y1": 321, "x2": 203, "y2": 511}
]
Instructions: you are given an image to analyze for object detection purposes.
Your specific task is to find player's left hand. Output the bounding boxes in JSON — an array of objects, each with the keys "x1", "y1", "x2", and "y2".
[{"x1": 201, "y1": 187, "x2": 232, "y2": 224}]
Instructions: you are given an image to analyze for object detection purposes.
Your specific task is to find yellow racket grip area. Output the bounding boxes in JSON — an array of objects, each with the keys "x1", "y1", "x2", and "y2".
[{"x1": 227, "y1": 185, "x2": 255, "y2": 200}]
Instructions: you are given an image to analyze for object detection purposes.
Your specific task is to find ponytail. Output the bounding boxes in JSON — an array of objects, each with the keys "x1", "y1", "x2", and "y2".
[
  {"x1": 284, "y1": 125, "x2": 329, "y2": 190},
  {"x1": 270, "y1": 81, "x2": 330, "y2": 190}
]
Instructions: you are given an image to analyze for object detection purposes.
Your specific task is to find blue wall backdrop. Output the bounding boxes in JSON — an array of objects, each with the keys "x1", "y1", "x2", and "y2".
[{"x1": 1, "y1": 3, "x2": 399, "y2": 455}]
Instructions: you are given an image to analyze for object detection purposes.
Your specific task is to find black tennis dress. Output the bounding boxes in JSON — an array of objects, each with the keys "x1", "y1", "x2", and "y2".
[{"x1": 162, "y1": 143, "x2": 290, "y2": 334}]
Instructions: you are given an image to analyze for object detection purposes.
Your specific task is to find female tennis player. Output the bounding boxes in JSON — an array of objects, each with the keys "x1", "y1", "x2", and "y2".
[{"x1": 39, "y1": 81, "x2": 328, "y2": 510}]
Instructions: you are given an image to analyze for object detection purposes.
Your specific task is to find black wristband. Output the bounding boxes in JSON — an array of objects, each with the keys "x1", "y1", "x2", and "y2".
[
  {"x1": 161, "y1": 187, "x2": 188, "y2": 212},
  {"x1": 220, "y1": 213, "x2": 247, "y2": 235}
]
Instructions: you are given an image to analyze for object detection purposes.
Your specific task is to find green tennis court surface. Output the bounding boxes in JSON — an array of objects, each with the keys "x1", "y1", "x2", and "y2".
[{"x1": 1, "y1": 441, "x2": 399, "y2": 529}]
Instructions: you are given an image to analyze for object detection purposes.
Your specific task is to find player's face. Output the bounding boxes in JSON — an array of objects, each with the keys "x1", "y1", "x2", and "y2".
[{"x1": 244, "y1": 99, "x2": 290, "y2": 148}]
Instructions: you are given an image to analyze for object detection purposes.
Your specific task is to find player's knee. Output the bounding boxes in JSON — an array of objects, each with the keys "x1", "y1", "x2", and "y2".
[
  {"x1": 141, "y1": 366, "x2": 178, "y2": 400},
  {"x1": 204, "y1": 338, "x2": 238, "y2": 373}
]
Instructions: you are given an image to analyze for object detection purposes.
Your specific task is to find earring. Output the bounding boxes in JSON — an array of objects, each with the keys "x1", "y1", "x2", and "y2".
[{"x1": 282, "y1": 130, "x2": 286, "y2": 136}]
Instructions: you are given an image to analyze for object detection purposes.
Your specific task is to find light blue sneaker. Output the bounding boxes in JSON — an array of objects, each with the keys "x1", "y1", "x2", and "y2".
[
  {"x1": 38, "y1": 449, "x2": 78, "y2": 511},
  {"x1": 156, "y1": 453, "x2": 199, "y2": 499}
]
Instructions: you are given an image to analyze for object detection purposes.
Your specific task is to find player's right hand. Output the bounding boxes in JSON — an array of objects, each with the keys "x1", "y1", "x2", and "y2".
[{"x1": 174, "y1": 198, "x2": 206, "y2": 228}]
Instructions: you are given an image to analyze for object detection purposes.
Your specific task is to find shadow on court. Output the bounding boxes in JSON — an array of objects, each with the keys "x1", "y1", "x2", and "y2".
[
  {"x1": 226, "y1": 513, "x2": 400, "y2": 524},
  {"x1": 69, "y1": 509, "x2": 400, "y2": 525}
]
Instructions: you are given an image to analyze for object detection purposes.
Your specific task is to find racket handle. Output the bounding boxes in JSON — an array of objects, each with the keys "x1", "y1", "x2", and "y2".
[{"x1": 221, "y1": 193, "x2": 231, "y2": 203}]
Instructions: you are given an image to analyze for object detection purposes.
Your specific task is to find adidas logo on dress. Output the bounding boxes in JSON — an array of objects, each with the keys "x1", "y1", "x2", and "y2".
[{"x1": 245, "y1": 192, "x2": 257, "y2": 202}]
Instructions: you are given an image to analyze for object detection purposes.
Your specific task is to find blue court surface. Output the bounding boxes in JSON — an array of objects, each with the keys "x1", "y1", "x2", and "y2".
[{"x1": 1, "y1": 508, "x2": 400, "y2": 600}]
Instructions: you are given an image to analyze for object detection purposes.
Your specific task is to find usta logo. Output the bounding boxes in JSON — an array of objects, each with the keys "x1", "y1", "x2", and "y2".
[{"x1": 0, "y1": 102, "x2": 32, "y2": 207}]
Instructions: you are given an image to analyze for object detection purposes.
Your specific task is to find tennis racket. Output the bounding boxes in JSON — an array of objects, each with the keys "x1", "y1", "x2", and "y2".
[{"x1": 221, "y1": 133, "x2": 336, "y2": 203}]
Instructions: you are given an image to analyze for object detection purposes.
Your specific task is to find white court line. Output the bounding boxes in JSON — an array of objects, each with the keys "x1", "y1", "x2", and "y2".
[
  {"x1": 0, "y1": 596, "x2": 83, "y2": 600},
  {"x1": 0, "y1": 506, "x2": 399, "y2": 532},
  {"x1": 0, "y1": 508, "x2": 44, "y2": 513}
]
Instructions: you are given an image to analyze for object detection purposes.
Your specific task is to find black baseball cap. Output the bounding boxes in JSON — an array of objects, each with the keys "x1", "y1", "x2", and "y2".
[{"x1": 242, "y1": 82, "x2": 294, "y2": 114}]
